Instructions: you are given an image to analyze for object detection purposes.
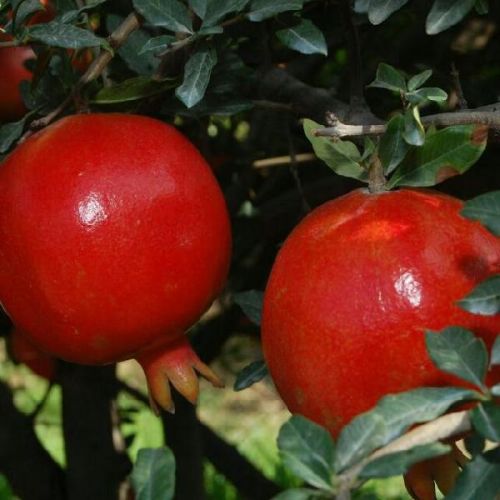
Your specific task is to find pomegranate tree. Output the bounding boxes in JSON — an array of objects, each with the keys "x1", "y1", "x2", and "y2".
[{"x1": 0, "y1": 113, "x2": 231, "y2": 411}]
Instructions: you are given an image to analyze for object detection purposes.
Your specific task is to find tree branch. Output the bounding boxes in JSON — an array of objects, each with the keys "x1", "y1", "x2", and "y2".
[{"x1": 314, "y1": 108, "x2": 500, "y2": 138}]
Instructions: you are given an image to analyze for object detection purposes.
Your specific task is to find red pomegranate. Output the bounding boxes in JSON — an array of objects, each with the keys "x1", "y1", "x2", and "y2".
[
  {"x1": 0, "y1": 113, "x2": 231, "y2": 411},
  {"x1": 9, "y1": 328, "x2": 56, "y2": 380},
  {"x1": 262, "y1": 188, "x2": 500, "y2": 437}
]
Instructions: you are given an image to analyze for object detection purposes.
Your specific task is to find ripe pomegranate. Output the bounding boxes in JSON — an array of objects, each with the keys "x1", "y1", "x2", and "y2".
[
  {"x1": 262, "y1": 188, "x2": 500, "y2": 437},
  {"x1": 9, "y1": 328, "x2": 56, "y2": 380},
  {"x1": 0, "y1": 113, "x2": 231, "y2": 411}
]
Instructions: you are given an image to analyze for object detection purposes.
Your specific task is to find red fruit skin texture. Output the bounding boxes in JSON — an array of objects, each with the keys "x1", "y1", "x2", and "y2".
[
  {"x1": 262, "y1": 188, "x2": 500, "y2": 437},
  {"x1": 0, "y1": 114, "x2": 231, "y2": 368},
  {"x1": 10, "y1": 328, "x2": 56, "y2": 381}
]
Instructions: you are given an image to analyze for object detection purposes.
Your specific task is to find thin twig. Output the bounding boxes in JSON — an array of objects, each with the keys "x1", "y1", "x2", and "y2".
[
  {"x1": 451, "y1": 63, "x2": 468, "y2": 110},
  {"x1": 253, "y1": 153, "x2": 316, "y2": 169},
  {"x1": 287, "y1": 125, "x2": 311, "y2": 213},
  {"x1": 28, "y1": 12, "x2": 142, "y2": 132},
  {"x1": 315, "y1": 108, "x2": 500, "y2": 138}
]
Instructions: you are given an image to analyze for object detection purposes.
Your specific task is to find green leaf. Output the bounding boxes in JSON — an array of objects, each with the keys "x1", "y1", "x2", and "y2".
[
  {"x1": 374, "y1": 387, "x2": 480, "y2": 444},
  {"x1": 359, "y1": 443, "x2": 451, "y2": 479},
  {"x1": 461, "y1": 191, "x2": 500, "y2": 236},
  {"x1": 131, "y1": 447, "x2": 175, "y2": 500},
  {"x1": 58, "y1": 0, "x2": 107, "y2": 24},
  {"x1": 379, "y1": 114, "x2": 410, "y2": 174},
  {"x1": 446, "y1": 452, "x2": 500, "y2": 499},
  {"x1": 234, "y1": 360, "x2": 268, "y2": 391},
  {"x1": 202, "y1": 0, "x2": 250, "y2": 27},
  {"x1": 272, "y1": 489, "x2": 330, "y2": 500},
  {"x1": 0, "y1": 116, "x2": 27, "y2": 154},
  {"x1": 28, "y1": 22, "x2": 104, "y2": 48},
  {"x1": 425, "y1": 327, "x2": 488, "y2": 389},
  {"x1": 368, "y1": 63, "x2": 406, "y2": 92},
  {"x1": 334, "y1": 411, "x2": 386, "y2": 473},
  {"x1": 402, "y1": 106, "x2": 425, "y2": 146},
  {"x1": 388, "y1": 124, "x2": 487, "y2": 188},
  {"x1": 405, "y1": 87, "x2": 448, "y2": 106},
  {"x1": 367, "y1": 0, "x2": 410, "y2": 25},
  {"x1": 471, "y1": 403, "x2": 500, "y2": 442},
  {"x1": 276, "y1": 19, "x2": 327, "y2": 56},
  {"x1": 139, "y1": 35, "x2": 175, "y2": 55},
  {"x1": 176, "y1": 46, "x2": 217, "y2": 108},
  {"x1": 248, "y1": 0, "x2": 304, "y2": 22},
  {"x1": 189, "y1": 0, "x2": 207, "y2": 18},
  {"x1": 14, "y1": 0, "x2": 46, "y2": 27},
  {"x1": 426, "y1": 0, "x2": 476, "y2": 35},
  {"x1": 132, "y1": 0, "x2": 193, "y2": 33},
  {"x1": 492, "y1": 336, "x2": 500, "y2": 366},
  {"x1": 475, "y1": 0, "x2": 489, "y2": 15},
  {"x1": 303, "y1": 119, "x2": 367, "y2": 182},
  {"x1": 354, "y1": 0, "x2": 370, "y2": 13},
  {"x1": 464, "y1": 433, "x2": 485, "y2": 456},
  {"x1": 278, "y1": 415, "x2": 335, "y2": 490},
  {"x1": 407, "y1": 69, "x2": 433, "y2": 91},
  {"x1": 360, "y1": 136, "x2": 376, "y2": 162},
  {"x1": 92, "y1": 76, "x2": 176, "y2": 104},
  {"x1": 107, "y1": 15, "x2": 159, "y2": 75},
  {"x1": 458, "y1": 275, "x2": 500, "y2": 316},
  {"x1": 233, "y1": 290, "x2": 263, "y2": 325}
]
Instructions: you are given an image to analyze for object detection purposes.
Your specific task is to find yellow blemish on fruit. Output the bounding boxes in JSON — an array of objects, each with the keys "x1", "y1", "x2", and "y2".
[{"x1": 350, "y1": 220, "x2": 411, "y2": 241}]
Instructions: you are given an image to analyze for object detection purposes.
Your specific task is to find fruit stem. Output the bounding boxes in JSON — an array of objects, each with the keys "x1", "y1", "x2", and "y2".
[
  {"x1": 367, "y1": 154, "x2": 387, "y2": 194},
  {"x1": 135, "y1": 335, "x2": 224, "y2": 414}
]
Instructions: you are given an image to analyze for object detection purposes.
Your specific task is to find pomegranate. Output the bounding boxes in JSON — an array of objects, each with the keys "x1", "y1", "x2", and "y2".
[
  {"x1": 9, "y1": 328, "x2": 56, "y2": 380},
  {"x1": 262, "y1": 188, "x2": 500, "y2": 437},
  {"x1": 0, "y1": 113, "x2": 231, "y2": 411}
]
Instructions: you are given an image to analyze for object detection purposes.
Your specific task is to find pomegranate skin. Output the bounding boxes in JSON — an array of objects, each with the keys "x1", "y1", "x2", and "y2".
[
  {"x1": 0, "y1": 113, "x2": 231, "y2": 369},
  {"x1": 262, "y1": 188, "x2": 500, "y2": 437}
]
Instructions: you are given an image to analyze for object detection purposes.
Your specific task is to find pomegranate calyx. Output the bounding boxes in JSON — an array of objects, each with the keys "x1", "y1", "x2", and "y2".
[{"x1": 136, "y1": 336, "x2": 223, "y2": 415}]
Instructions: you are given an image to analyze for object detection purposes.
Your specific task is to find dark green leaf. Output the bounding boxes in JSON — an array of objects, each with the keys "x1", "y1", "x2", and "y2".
[
  {"x1": 354, "y1": 0, "x2": 370, "y2": 13},
  {"x1": 359, "y1": 443, "x2": 451, "y2": 479},
  {"x1": 471, "y1": 403, "x2": 500, "y2": 442},
  {"x1": 107, "y1": 15, "x2": 159, "y2": 75},
  {"x1": 278, "y1": 415, "x2": 335, "y2": 490},
  {"x1": 303, "y1": 119, "x2": 367, "y2": 182},
  {"x1": 368, "y1": 63, "x2": 406, "y2": 92},
  {"x1": 139, "y1": 35, "x2": 175, "y2": 55},
  {"x1": 407, "y1": 69, "x2": 432, "y2": 91},
  {"x1": 189, "y1": 0, "x2": 207, "y2": 18},
  {"x1": 334, "y1": 412, "x2": 386, "y2": 473},
  {"x1": 0, "y1": 116, "x2": 27, "y2": 154},
  {"x1": 446, "y1": 452, "x2": 500, "y2": 499},
  {"x1": 374, "y1": 387, "x2": 480, "y2": 444},
  {"x1": 367, "y1": 0, "x2": 410, "y2": 25},
  {"x1": 388, "y1": 124, "x2": 487, "y2": 188},
  {"x1": 248, "y1": 0, "x2": 304, "y2": 22},
  {"x1": 475, "y1": 0, "x2": 489, "y2": 14},
  {"x1": 360, "y1": 136, "x2": 376, "y2": 162},
  {"x1": 405, "y1": 87, "x2": 448, "y2": 106},
  {"x1": 464, "y1": 433, "x2": 485, "y2": 456},
  {"x1": 402, "y1": 106, "x2": 425, "y2": 146},
  {"x1": 379, "y1": 114, "x2": 410, "y2": 174},
  {"x1": 14, "y1": 0, "x2": 45, "y2": 27},
  {"x1": 272, "y1": 489, "x2": 330, "y2": 500},
  {"x1": 426, "y1": 0, "x2": 476, "y2": 35},
  {"x1": 28, "y1": 22, "x2": 104, "y2": 48},
  {"x1": 276, "y1": 19, "x2": 327, "y2": 56},
  {"x1": 92, "y1": 76, "x2": 176, "y2": 104},
  {"x1": 492, "y1": 336, "x2": 500, "y2": 365},
  {"x1": 233, "y1": 290, "x2": 263, "y2": 325},
  {"x1": 234, "y1": 360, "x2": 268, "y2": 391},
  {"x1": 197, "y1": 25, "x2": 224, "y2": 35},
  {"x1": 425, "y1": 327, "x2": 488, "y2": 389},
  {"x1": 131, "y1": 447, "x2": 175, "y2": 500},
  {"x1": 58, "y1": 0, "x2": 107, "y2": 24},
  {"x1": 202, "y1": 0, "x2": 249, "y2": 27},
  {"x1": 461, "y1": 191, "x2": 500, "y2": 236},
  {"x1": 176, "y1": 46, "x2": 217, "y2": 108},
  {"x1": 132, "y1": 0, "x2": 192, "y2": 33},
  {"x1": 458, "y1": 275, "x2": 500, "y2": 316}
]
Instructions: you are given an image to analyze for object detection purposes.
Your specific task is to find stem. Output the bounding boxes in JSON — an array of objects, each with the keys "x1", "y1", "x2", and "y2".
[{"x1": 368, "y1": 155, "x2": 386, "y2": 193}]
